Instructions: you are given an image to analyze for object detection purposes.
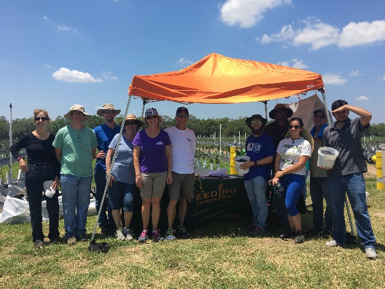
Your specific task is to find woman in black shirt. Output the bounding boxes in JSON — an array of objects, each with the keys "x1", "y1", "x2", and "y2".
[{"x1": 10, "y1": 109, "x2": 61, "y2": 248}]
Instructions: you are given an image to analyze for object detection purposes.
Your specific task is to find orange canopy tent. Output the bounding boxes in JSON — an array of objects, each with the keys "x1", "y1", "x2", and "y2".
[{"x1": 128, "y1": 53, "x2": 324, "y2": 104}]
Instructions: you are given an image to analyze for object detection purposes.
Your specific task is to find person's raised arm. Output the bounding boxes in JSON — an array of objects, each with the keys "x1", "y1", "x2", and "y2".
[{"x1": 334, "y1": 104, "x2": 372, "y2": 127}]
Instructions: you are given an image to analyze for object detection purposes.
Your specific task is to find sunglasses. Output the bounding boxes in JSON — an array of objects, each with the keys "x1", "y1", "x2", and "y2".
[
  {"x1": 103, "y1": 111, "x2": 115, "y2": 115},
  {"x1": 176, "y1": 114, "x2": 189, "y2": 118},
  {"x1": 314, "y1": 114, "x2": 325, "y2": 119},
  {"x1": 125, "y1": 121, "x2": 136, "y2": 126},
  {"x1": 288, "y1": 125, "x2": 300, "y2": 129},
  {"x1": 146, "y1": 115, "x2": 158, "y2": 119},
  {"x1": 251, "y1": 120, "x2": 262, "y2": 125},
  {"x1": 35, "y1": 117, "x2": 48, "y2": 121}
]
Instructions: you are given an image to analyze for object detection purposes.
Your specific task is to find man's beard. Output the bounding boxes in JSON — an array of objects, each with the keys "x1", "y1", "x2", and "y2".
[{"x1": 252, "y1": 126, "x2": 263, "y2": 135}]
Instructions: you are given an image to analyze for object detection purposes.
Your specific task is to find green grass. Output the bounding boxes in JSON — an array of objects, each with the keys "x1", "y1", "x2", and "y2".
[{"x1": 1, "y1": 173, "x2": 384, "y2": 288}]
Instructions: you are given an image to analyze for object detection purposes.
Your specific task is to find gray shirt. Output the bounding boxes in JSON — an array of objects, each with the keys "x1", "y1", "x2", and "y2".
[{"x1": 322, "y1": 117, "x2": 368, "y2": 177}]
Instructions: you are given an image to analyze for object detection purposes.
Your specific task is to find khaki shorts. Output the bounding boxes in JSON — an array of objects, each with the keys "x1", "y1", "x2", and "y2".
[
  {"x1": 140, "y1": 171, "x2": 167, "y2": 199},
  {"x1": 168, "y1": 172, "x2": 195, "y2": 201}
]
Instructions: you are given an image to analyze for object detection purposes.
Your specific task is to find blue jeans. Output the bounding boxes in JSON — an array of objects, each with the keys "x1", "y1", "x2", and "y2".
[
  {"x1": 25, "y1": 164, "x2": 59, "y2": 242},
  {"x1": 94, "y1": 168, "x2": 112, "y2": 229},
  {"x1": 327, "y1": 173, "x2": 376, "y2": 248},
  {"x1": 310, "y1": 177, "x2": 332, "y2": 232},
  {"x1": 244, "y1": 176, "x2": 268, "y2": 228},
  {"x1": 61, "y1": 175, "x2": 92, "y2": 239},
  {"x1": 280, "y1": 174, "x2": 306, "y2": 217},
  {"x1": 108, "y1": 181, "x2": 135, "y2": 212}
]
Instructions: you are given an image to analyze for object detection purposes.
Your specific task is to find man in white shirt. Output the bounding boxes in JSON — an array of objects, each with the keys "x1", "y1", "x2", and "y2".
[{"x1": 164, "y1": 107, "x2": 196, "y2": 240}]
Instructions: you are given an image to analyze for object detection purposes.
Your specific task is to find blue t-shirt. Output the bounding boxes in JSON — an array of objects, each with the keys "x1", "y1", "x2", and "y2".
[
  {"x1": 244, "y1": 133, "x2": 275, "y2": 181},
  {"x1": 94, "y1": 123, "x2": 121, "y2": 171},
  {"x1": 132, "y1": 130, "x2": 171, "y2": 173},
  {"x1": 108, "y1": 134, "x2": 135, "y2": 184}
]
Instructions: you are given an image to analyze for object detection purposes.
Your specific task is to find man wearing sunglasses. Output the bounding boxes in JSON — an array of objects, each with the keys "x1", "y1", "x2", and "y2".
[
  {"x1": 309, "y1": 108, "x2": 332, "y2": 237},
  {"x1": 94, "y1": 104, "x2": 121, "y2": 235},
  {"x1": 164, "y1": 107, "x2": 196, "y2": 240},
  {"x1": 322, "y1": 100, "x2": 377, "y2": 259}
]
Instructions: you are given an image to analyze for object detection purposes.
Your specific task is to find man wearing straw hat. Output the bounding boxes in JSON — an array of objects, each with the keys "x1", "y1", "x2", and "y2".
[
  {"x1": 322, "y1": 100, "x2": 377, "y2": 259},
  {"x1": 309, "y1": 108, "x2": 332, "y2": 237},
  {"x1": 53, "y1": 104, "x2": 98, "y2": 244},
  {"x1": 94, "y1": 104, "x2": 121, "y2": 234}
]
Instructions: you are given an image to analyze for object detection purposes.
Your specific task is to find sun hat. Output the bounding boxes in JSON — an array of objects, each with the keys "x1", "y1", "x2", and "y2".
[
  {"x1": 269, "y1": 104, "x2": 293, "y2": 119},
  {"x1": 64, "y1": 104, "x2": 91, "y2": 121},
  {"x1": 96, "y1": 103, "x2": 121, "y2": 116},
  {"x1": 120, "y1": 114, "x2": 144, "y2": 127},
  {"x1": 145, "y1": 108, "x2": 159, "y2": 118},
  {"x1": 245, "y1": 114, "x2": 267, "y2": 128}
]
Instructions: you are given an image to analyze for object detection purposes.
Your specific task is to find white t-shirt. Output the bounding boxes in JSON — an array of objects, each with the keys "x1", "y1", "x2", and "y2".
[
  {"x1": 164, "y1": 126, "x2": 196, "y2": 174},
  {"x1": 276, "y1": 137, "x2": 311, "y2": 175}
]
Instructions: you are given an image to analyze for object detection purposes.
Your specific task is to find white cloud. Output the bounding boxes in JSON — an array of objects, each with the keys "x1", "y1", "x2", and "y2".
[
  {"x1": 44, "y1": 63, "x2": 52, "y2": 68},
  {"x1": 57, "y1": 25, "x2": 77, "y2": 33},
  {"x1": 261, "y1": 19, "x2": 385, "y2": 50},
  {"x1": 177, "y1": 58, "x2": 193, "y2": 65},
  {"x1": 338, "y1": 20, "x2": 385, "y2": 48},
  {"x1": 43, "y1": 16, "x2": 50, "y2": 21},
  {"x1": 52, "y1": 68, "x2": 103, "y2": 83},
  {"x1": 323, "y1": 73, "x2": 347, "y2": 85},
  {"x1": 101, "y1": 71, "x2": 118, "y2": 80},
  {"x1": 356, "y1": 96, "x2": 370, "y2": 101},
  {"x1": 383, "y1": 75, "x2": 385, "y2": 81},
  {"x1": 277, "y1": 58, "x2": 308, "y2": 69},
  {"x1": 220, "y1": 0, "x2": 291, "y2": 28},
  {"x1": 350, "y1": 70, "x2": 362, "y2": 77}
]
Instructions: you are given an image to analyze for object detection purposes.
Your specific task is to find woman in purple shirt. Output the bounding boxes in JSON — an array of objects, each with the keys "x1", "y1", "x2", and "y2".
[{"x1": 133, "y1": 108, "x2": 172, "y2": 243}]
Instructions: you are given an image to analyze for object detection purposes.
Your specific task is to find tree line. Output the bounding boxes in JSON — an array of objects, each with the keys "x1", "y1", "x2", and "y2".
[{"x1": 1, "y1": 114, "x2": 385, "y2": 151}]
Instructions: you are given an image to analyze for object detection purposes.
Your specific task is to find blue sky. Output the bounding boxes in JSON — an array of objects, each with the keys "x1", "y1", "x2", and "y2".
[{"x1": 1, "y1": 0, "x2": 385, "y2": 123}]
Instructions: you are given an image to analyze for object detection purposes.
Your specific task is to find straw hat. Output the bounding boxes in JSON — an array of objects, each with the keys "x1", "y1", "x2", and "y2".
[
  {"x1": 64, "y1": 104, "x2": 91, "y2": 121},
  {"x1": 96, "y1": 103, "x2": 121, "y2": 116},
  {"x1": 285, "y1": 128, "x2": 314, "y2": 153},
  {"x1": 120, "y1": 114, "x2": 144, "y2": 128},
  {"x1": 269, "y1": 104, "x2": 293, "y2": 119}
]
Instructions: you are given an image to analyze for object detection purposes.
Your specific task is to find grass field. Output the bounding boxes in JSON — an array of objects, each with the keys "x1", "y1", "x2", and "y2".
[{"x1": 0, "y1": 171, "x2": 384, "y2": 288}]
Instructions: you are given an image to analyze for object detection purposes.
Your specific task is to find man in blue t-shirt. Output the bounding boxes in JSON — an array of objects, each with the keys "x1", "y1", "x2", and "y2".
[
  {"x1": 240, "y1": 114, "x2": 275, "y2": 235},
  {"x1": 94, "y1": 103, "x2": 121, "y2": 234}
]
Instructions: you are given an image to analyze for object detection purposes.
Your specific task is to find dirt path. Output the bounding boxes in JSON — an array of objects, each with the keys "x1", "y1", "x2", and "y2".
[{"x1": 366, "y1": 164, "x2": 376, "y2": 176}]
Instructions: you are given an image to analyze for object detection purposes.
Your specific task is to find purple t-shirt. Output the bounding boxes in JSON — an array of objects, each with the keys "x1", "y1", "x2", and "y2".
[{"x1": 132, "y1": 130, "x2": 171, "y2": 173}]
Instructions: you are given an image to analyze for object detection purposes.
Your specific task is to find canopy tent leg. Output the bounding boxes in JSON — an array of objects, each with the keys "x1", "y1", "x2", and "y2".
[{"x1": 90, "y1": 94, "x2": 132, "y2": 243}]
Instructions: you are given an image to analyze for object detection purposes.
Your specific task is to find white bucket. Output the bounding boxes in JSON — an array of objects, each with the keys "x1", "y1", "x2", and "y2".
[
  {"x1": 235, "y1": 156, "x2": 250, "y2": 176},
  {"x1": 317, "y1": 146, "x2": 339, "y2": 169},
  {"x1": 43, "y1": 180, "x2": 55, "y2": 198}
]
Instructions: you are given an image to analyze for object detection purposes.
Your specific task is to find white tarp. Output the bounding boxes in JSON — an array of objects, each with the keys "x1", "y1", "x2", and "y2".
[{"x1": 0, "y1": 195, "x2": 96, "y2": 224}]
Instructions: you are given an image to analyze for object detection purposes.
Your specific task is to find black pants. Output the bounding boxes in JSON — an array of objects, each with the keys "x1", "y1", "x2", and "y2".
[{"x1": 25, "y1": 164, "x2": 59, "y2": 242}]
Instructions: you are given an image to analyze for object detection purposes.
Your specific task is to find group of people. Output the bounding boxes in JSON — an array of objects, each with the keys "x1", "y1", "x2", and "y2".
[
  {"x1": 240, "y1": 100, "x2": 377, "y2": 259},
  {"x1": 11, "y1": 104, "x2": 196, "y2": 247},
  {"x1": 10, "y1": 99, "x2": 377, "y2": 259}
]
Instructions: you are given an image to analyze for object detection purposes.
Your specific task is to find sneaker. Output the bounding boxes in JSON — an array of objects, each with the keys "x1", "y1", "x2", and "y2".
[
  {"x1": 152, "y1": 229, "x2": 164, "y2": 242},
  {"x1": 280, "y1": 229, "x2": 294, "y2": 239},
  {"x1": 165, "y1": 228, "x2": 176, "y2": 240},
  {"x1": 252, "y1": 226, "x2": 265, "y2": 236},
  {"x1": 116, "y1": 229, "x2": 126, "y2": 241},
  {"x1": 325, "y1": 239, "x2": 339, "y2": 247},
  {"x1": 67, "y1": 236, "x2": 77, "y2": 245},
  {"x1": 294, "y1": 231, "x2": 305, "y2": 244},
  {"x1": 176, "y1": 225, "x2": 189, "y2": 237},
  {"x1": 138, "y1": 230, "x2": 148, "y2": 243},
  {"x1": 122, "y1": 228, "x2": 134, "y2": 241},
  {"x1": 365, "y1": 247, "x2": 377, "y2": 259},
  {"x1": 34, "y1": 239, "x2": 45, "y2": 249}
]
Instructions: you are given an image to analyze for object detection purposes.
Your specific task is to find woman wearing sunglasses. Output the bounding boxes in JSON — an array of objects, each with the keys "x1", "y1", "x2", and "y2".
[
  {"x1": 271, "y1": 117, "x2": 313, "y2": 244},
  {"x1": 10, "y1": 109, "x2": 60, "y2": 248},
  {"x1": 133, "y1": 108, "x2": 173, "y2": 243}
]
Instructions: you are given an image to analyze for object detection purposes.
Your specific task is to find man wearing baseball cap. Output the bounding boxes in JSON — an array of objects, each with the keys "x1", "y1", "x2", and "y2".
[
  {"x1": 309, "y1": 108, "x2": 332, "y2": 237},
  {"x1": 164, "y1": 107, "x2": 196, "y2": 240}
]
